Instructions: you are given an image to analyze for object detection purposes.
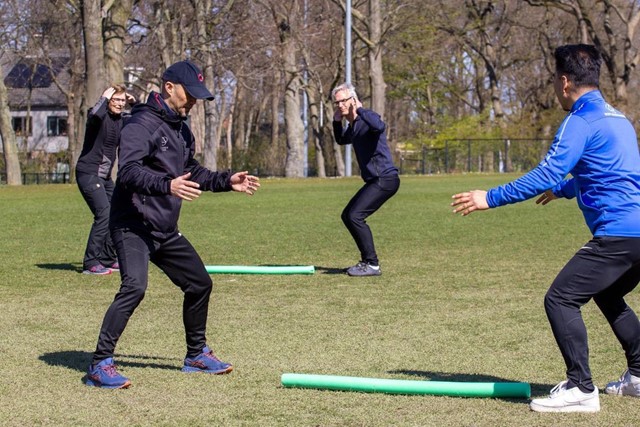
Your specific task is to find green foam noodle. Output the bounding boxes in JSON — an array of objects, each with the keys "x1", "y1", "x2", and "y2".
[
  {"x1": 281, "y1": 373, "x2": 531, "y2": 398},
  {"x1": 205, "y1": 265, "x2": 315, "y2": 275}
]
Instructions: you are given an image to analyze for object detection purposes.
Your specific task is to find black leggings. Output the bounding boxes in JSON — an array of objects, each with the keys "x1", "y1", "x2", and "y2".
[
  {"x1": 77, "y1": 173, "x2": 117, "y2": 269},
  {"x1": 341, "y1": 175, "x2": 400, "y2": 265},
  {"x1": 544, "y1": 237, "x2": 640, "y2": 392}
]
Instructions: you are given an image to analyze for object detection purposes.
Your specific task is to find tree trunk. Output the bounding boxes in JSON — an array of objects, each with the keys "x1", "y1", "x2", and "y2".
[
  {"x1": 68, "y1": 94, "x2": 85, "y2": 183},
  {"x1": 281, "y1": 21, "x2": 305, "y2": 177},
  {"x1": 153, "y1": 2, "x2": 173, "y2": 67},
  {"x1": 226, "y1": 84, "x2": 237, "y2": 169},
  {"x1": 306, "y1": 87, "x2": 326, "y2": 178},
  {"x1": 194, "y1": 0, "x2": 220, "y2": 171},
  {"x1": 0, "y1": 77, "x2": 22, "y2": 185},
  {"x1": 327, "y1": 98, "x2": 345, "y2": 177},
  {"x1": 270, "y1": 70, "x2": 280, "y2": 149},
  {"x1": 82, "y1": 0, "x2": 106, "y2": 102},
  {"x1": 233, "y1": 84, "x2": 247, "y2": 152},
  {"x1": 368, "y1": 0, "x2": 386, "y2": 118},
  {"x1": 103, "y1": 0, "x2": 133, "y2": 84}
]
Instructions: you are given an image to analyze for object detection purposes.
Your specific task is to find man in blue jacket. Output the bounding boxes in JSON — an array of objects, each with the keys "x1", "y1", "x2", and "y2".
[
  {"x1": 85, "y1": 61, "x2": 260, "y2": 389},
  {"x1": 332, "y1": 83, "x2": 400, "y2": 277},
  {"x1": 452, "y1": 44, "x2": 640, "y2": 412}
]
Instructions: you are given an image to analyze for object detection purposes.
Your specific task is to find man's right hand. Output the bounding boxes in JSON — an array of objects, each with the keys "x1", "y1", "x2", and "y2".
[
  {"x1": 102, "y1": 87, "x2": 116, "y2": 100},
  {"x1": 170, "y1": 172, "x2": 202, "y2": 201}
]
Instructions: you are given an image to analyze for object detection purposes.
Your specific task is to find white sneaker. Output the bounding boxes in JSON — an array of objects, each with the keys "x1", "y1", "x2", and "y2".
[
  {"x1": 530, "y1": 380, "x2": 600, "y2": 413},
  {"x1": 605, "y1": 370, "x2": 640, "y2": 397}
]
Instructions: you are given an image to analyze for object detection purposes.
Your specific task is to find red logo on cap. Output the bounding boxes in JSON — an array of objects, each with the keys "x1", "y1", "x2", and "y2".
[{"x1": 198, "y1": 73, "x2": 204, "y2": 82}]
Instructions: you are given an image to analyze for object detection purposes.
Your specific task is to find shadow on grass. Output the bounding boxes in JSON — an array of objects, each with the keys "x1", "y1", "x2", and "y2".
[
  {"x1": 389, "y1": 369, "x2": 552, "y2": 401},
  {"x1": 315, "y1": 266, "x2": 347, "y2": 275},
  {"x1": 39, "y1": 350, "x2": 181, "y2": 373},
  {"x1": 36, "y1": 263, "x2": 82, "y2": 273}
]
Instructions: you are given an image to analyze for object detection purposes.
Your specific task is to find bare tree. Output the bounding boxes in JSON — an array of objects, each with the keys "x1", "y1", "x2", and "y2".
[
  {"x1": 525, "y1": 0, "x2": 640, "y2": 108},
  {"x1": 255, "y1": 0, "x2": 306, "y2": 177},
  {"x1": 192, "y1": 0, "x2": 236, "y2": 171},
  {"x1": 331, "y1": 0, "x2": 404, "y2": 118}
]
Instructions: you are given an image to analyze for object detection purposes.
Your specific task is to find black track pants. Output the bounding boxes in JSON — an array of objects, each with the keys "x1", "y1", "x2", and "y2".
[
  {"x1": 544, "y1": 237, "x2": 640, "y2": 391},
  {"x1": 92, "y1": 228, "x2": 213, "y2": 363},
  {"x1": 341, "y1": 175, "x2": 400, "y2": 265},
  {"x1": 77, "y1": 173, "x2": 117, "y2": 269}
]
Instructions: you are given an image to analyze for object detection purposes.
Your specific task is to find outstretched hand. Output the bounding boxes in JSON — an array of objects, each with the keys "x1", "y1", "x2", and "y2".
[
  {"x1": 451, "y1": 190, "x2": 489, "y2": 216},
  {"x1": 536, "y1": 189, "x2": 557, "y2": 206},
  {"x1": 230, "y1": 171, "x2": 260, "y2": 195},
  {"x1": 170, "y1": 172, "x2": 201, "y2": 201}
]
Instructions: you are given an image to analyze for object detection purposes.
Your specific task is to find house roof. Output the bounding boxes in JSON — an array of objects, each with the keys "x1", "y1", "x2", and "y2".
[{"x1": 2, "y1": 55, "x2": 69, "y2": 110}]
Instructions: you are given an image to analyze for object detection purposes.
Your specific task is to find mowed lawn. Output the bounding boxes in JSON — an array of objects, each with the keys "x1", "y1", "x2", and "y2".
[{"x1": 1, "y1": 174, "x2": 639, "y2": 426}]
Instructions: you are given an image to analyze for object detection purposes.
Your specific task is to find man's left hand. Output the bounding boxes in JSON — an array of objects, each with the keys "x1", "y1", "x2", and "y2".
[{"x1": 230, "y1": 171, "x2": 261, "y2": 195}]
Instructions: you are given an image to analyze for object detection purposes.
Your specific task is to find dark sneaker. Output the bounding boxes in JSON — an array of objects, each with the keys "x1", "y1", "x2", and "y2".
[
  {"x1": 82, "y1": 265, "x2": 112, "y2": 275},
  {"x1": 85, "y1": 358, "x2": 131, "y2": 389},
  {"x1": 182, "y1": 346, "x2": 233, "y2": 374},
  {"x1": 346, "y1": 262, "x2": 381, "y2": 277},
  {"x1": 109, "y1": 262, "x2": 120, "y2": 272}
]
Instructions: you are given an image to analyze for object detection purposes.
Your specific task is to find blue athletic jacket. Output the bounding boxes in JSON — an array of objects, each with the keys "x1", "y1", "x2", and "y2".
[
  {"x1": 486, "y1": 90, "x2": 640, "y2": 237},
  {"x1": 333, "y1": 108, "x2": 398, "y2": 182},
  {"x1": 110, "y1": 92, "x2": 232, "y2": 238}
]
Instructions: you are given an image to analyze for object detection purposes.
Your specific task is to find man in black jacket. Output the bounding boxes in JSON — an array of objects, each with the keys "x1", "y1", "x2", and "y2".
[
  {"x1": 85, "y1": 61, "x2": 260, "y2": 389},
  {"x1": 332, "y1": 83, "x2": 400, "y2": 277},
  {"x1": 76, "y1": 84, "x2": 136, "y2": 275}
]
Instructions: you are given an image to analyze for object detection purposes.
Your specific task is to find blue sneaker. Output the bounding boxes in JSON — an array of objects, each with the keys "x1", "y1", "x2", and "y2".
[
  {"x1": 85, "y1": 358, "x2": 131, "y2": 389},
  {"x1": 182, "y1": 346, "x2": 233, "y2": 374}
]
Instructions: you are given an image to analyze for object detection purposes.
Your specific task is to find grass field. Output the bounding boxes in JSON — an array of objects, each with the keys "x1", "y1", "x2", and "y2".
[{"x1": 1, "y1": 174, "x2": 639, "y2": 426}]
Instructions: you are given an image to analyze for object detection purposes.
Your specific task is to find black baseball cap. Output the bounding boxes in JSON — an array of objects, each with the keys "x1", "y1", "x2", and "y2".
[{"x1": 162, "y1": 61, "x2": 214, "y2": 101}]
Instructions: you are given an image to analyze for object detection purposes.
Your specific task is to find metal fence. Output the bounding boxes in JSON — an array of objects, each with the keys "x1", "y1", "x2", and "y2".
[
  {"x1": 398, "y1": 138, "x2": 553, "y2": 175},
  {"x1": 1, "y1": 139, "x2": 552, "y2": 184},
  {"x1": 0, "y1": 172, "x2": 70, "y2": 185}
]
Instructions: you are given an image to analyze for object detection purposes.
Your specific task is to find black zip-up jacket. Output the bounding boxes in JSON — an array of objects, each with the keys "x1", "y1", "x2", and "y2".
[
  {"x1": 76, "y1": 97, "x2": 123, "y2": 179},
  {"x1": 333, "y1": 107, "x2": 398, "y2": 182},
  {"x1": 110, "y1": 92, "x2": 232, "y2": 238}
]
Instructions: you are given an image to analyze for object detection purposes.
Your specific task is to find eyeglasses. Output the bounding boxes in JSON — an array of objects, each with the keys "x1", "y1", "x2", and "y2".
[
  {"x1": 110, "y1": 98, "x2": 126, "y2": 104},
  {"x1": 333, "y1": 96, "x2": 353, "y2": 106}
]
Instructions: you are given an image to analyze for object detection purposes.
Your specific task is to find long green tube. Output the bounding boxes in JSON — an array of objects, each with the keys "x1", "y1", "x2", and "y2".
[
  {"x1": 205, "y1": 265, "x2": 315, "y2": 275},
  {"x1": 281, "y1": 373, "x2": 531, "y2": 398}
]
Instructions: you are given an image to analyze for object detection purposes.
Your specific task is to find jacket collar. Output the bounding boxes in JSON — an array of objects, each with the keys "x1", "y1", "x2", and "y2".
[
  {"x1": 571, "y1": 89, "x2": 602, "y2": 112},
  {"x1": 135, "y1": 91, "x2": 187, "y2": 124}
]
